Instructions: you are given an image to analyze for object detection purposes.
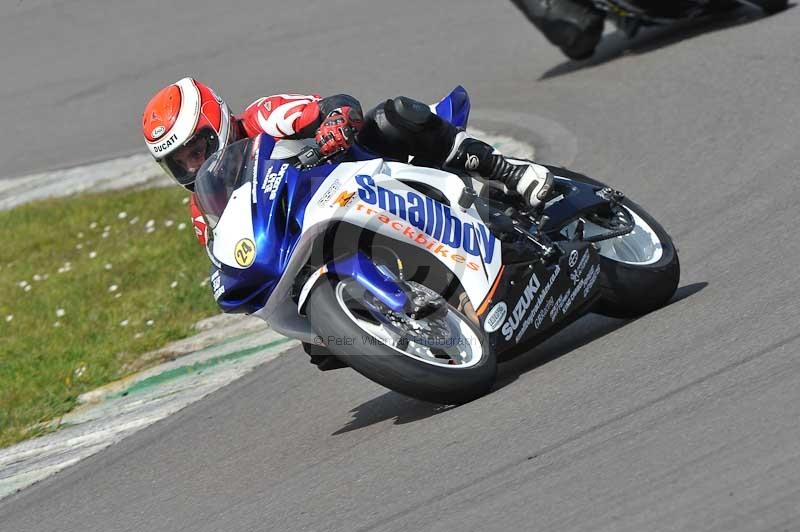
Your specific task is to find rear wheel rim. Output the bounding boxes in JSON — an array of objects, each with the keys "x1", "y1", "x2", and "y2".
[{"x1": 565, "y1": 205, "x2": 664, "y2": 265}]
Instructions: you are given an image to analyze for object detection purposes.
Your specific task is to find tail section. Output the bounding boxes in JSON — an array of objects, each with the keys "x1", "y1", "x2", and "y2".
[{"x1": 431, "y1": 86, "x2": 471, "y2": 129}]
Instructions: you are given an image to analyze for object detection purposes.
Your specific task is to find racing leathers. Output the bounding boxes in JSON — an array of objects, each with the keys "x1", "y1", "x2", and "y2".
[
  {"x1": 190, "y1": 92, "x2": 553, "y2": 245},
  {"x1": 190, "y1": 92, "x2": 360, "y2": 245},
  {"x1": 510, "y1": 0, "x2": 605, "y2": 60}
]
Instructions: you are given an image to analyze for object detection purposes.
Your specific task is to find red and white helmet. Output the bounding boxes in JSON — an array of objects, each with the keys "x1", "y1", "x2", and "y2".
[{"x1": 142, "y1": 77, "x2": 234, "y2": 190}]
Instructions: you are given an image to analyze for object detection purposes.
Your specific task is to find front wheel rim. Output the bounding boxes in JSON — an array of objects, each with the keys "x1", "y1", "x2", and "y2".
[{"x1": 333, "y1": 280, "x2": 484, "y2": 369}]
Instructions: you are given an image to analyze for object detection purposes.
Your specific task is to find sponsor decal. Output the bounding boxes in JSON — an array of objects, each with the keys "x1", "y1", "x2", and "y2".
[
  {"x1": 151, "y1": 125, "x2": 166, "y2": 139},
  {"x1": 501, "y1": 271, "x2": 542, "y2": 341},
  {"x1": 484, "y1": 302, "x2": 508, "y2": 333},
  {"x1": 234, "y1": 238, "x2": 256, "y2": 267},
  {"x1": 525, "y1": 260, "x2": 601, "y2": 331},
  {"x1": 570, "y1": 250, "x2": 590, "y2": 284},
  {"x1": 465, "y1": 154, "x2": 480, "y2": 171},
  {"x1": 152, "y1": 133, "x2": 179, "y2": 153},
  {"x1": 568, "y1": 249, "x2": 579, "y2": 268},
  {"x1": 211, "y1": 270, "x2": 226, "y2": 300},
  {"x1": 583, "y1": 264, "x2": 600, "y2": 298},
  {"x1": 534, "y1": 296, "x2": 555, "y2": 329},
  {"x1": 556, "y1": 286, "x2": 576, "y2": 317},
  {"x1": 334, "y1": 191, "x2": 356, "y2": 207},
  {"x1": 251, "y1": 140, "x2": 261, "y2": 203},
  {"x1": 550, "y1": 292, "x2": 563, "y2": 322},
  {"x1": 508, "y1": 265, "x2": 561, "y2": 341},
  {"x1": 261, "y1": 163, "x2": 288, "y2": 201},
  {"x1": 316, "y1": 179, "x2": 342, "y2": 206},
  {"x1": 355, "y1": 174, "x2": 497, "y2": 263},
  {"x1": 577, "y1": 250, "x2": 589, "y2": 272},
  {"x1": 352, "y1": 202, "x2": 484, "y2": 272},
  {"x1": 560, "y1": 263, "x2": 601, "y2": 317}
]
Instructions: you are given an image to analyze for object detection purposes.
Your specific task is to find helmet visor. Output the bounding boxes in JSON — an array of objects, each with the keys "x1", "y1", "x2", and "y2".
[{"x1": 160, "y1": 128, "x2": 220, "y2": 190}]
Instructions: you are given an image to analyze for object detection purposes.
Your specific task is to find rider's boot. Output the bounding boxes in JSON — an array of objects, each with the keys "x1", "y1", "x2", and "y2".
[{"x1": 445, "y1": 133, "x2": 554, "y2": 209}]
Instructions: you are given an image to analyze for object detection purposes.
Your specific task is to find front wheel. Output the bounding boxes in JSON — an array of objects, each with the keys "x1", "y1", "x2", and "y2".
[{"x1": 306, "y1": 278, "x2": 496, "y2": 404}]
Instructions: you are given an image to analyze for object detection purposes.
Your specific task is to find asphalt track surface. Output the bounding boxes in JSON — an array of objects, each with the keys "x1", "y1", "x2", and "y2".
[{"x1": 3, "y1": 1, "x2": 800, "y2": 531}]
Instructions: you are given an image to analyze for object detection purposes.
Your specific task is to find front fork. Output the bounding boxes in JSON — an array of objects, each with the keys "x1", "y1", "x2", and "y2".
[{"x1": 296, "y1": 251, "x2": 446, "y2": 320}]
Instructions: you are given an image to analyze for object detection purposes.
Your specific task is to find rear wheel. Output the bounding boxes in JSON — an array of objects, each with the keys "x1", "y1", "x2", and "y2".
[
  {"x1": 586, "y1": 199, "x2": 680, "y2": 318},
  {"x1": 306, "y1": 277, "x2": 496, "y2": 404},
  {"x1": 549, "y1": 166, "x2": 680, "y2": 318},
  {"x1": 745, "y1": 0, "x2": 788, "y2": 14}
]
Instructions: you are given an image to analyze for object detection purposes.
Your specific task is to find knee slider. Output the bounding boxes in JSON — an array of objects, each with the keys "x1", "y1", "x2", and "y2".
[
  {"x1": 358, "y1": 97, "x2": 458, "y2": 165},
  {"x1": 384, "y1": 96, "x2": 435, "y2": 133}
]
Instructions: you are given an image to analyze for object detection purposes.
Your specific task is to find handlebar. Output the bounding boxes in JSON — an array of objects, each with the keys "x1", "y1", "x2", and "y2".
[{"x1": 294, "y1": 146, "x2": 348, "y2": 169}]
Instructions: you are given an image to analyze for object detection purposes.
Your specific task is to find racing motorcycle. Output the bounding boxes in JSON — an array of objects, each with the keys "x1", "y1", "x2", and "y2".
[
  {"x1": 594, "y1": 0, "x2": 787, "y2": 38},
  {"x1": 194, "y1": 86, "x2": 679, "y2": 405}
]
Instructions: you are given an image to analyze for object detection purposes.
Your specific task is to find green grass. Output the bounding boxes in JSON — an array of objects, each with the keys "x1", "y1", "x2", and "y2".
[{"x1": 0, "y1": 186, "x2": 219, "y2": 448}]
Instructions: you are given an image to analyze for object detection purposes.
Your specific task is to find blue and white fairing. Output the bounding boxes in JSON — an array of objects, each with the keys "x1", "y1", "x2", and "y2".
[
  {"x1": 208, "y1": 134, "x2": 336, "y2": 313},
  {"x1": 206, "y1": 87, "x2": 496, "y2": 340},
  {"x1": 430, "y1": 85, "x2": 470, "y2": 129}
]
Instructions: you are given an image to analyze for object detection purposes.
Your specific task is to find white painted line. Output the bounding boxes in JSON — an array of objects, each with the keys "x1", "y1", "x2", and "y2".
[
  {"x1": 0, "y1": 127, "x2": 535, "y2": 211},
  {"x1": 472, "y1": 110, "x2": 578, "y2": 167},
  {"x1": 0, "y1": 154, "x2": 171, "y2": 211},
  {"x1": 0, "y1": 328, "x2": 299, "y2": 500},
  {"x1": 471, "y1": 127, "x2": 536, "y2": 159}
]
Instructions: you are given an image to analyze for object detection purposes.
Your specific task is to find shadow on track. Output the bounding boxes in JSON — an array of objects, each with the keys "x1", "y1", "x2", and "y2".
[
  {"x1": 332, "y1": 282, "x2": 707, "y2": 434},
  {"x1": 540, "y1": 5, "x2": 793, "y2": 80},
  {"x1": 494, "y1": 281, "x2": 708, "y2": 390},
  {"x1": 332, "y1": 393, "x2": 456, "y2": 435}
]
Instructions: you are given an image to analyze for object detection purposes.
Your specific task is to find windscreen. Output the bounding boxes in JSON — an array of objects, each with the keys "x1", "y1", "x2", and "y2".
[{"x1": 194, "y1": 138, "x2": 255, "y2": 229}]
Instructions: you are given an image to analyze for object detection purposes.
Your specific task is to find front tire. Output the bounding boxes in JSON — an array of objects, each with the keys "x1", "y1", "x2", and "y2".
[{"x1": 306, "y1": 278, "x2": 496, "y2": 404}]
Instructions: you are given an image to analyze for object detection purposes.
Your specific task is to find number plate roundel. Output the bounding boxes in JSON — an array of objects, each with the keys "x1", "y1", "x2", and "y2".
[{"x1": 234, "y1": 238, "x2": 256, "y2": 267}]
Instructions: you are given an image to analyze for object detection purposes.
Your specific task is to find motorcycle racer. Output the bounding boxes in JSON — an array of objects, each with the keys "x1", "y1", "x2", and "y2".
[
  {"x1": 141, "y1": 77, "x2": 552, "y2": 245},
  {"x1": 511, "y1": 0, "x2": 787, "y2": 60},
  {"x1": 511, "y1": 0, "x2": 605, "y2": 60}
]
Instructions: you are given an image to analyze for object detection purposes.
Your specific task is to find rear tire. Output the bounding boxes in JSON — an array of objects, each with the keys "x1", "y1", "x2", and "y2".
[
  {"x1": 306, "y1": 279, "x2": 496, "y2": 404},
  {"x1": 747, "y1": 0, "x2": 788, "y2": 14},
  {"x1": 511, "y1": 0, "x2": 604, "y2": 60},
  {"x1": 545, "y1": 165, "x2": 680, "y2": 318},
  {"x1": 592, "y1": 198, "x2": 680, "y2": 318}
]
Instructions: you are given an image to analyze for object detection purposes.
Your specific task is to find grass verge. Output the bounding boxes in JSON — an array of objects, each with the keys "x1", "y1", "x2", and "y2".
[{"x1": 0, "y1": 186, "x2": 219, "y2": 448}]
